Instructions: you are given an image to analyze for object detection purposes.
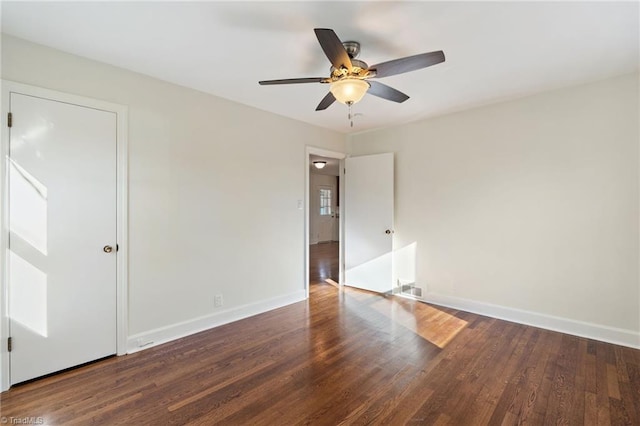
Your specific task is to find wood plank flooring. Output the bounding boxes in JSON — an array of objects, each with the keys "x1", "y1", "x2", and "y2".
[
  {"x1": 309, "y1": 242, "x2": 339, "y2": 284},
  {"x1": 1, "y1": 248, "x2": 639, "y2": 424}
]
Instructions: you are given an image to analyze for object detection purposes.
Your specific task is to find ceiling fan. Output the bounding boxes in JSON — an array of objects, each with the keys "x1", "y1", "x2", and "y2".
[{"x1": 258, "y1": 28, "x2": 445, "y2": 112}]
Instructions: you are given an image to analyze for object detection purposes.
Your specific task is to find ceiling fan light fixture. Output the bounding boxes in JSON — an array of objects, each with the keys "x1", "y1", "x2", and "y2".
[
  {"x1": 313, "y1": 161, "x2": 327, "y2": 169},
  {"x1": 330, "y1": 78, "x2": 370, "y2": 105}
]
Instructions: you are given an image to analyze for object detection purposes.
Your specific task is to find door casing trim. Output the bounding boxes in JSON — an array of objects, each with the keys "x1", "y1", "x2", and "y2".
[{"x1": 0, "y1": 80, "x2": 129, "y2": 391}]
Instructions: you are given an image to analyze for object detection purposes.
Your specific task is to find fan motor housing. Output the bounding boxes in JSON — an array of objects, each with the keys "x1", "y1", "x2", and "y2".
[
  {"x1": 329, "y1": 40, "x2": 368, "y2": 79},
  {"x1": 330, "y1": 58, "x2": 369, "y2": 79},
  {"x1": 342, "y1": 41, "x2": 361, "y2": 58}
]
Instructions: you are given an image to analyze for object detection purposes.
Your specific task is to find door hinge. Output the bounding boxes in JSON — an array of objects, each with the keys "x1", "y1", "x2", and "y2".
[
  {"x1": 8, "y1": 112, "x2": 12, "y2": 128},
  {"x1": 7, "y1": 337, "x2": 12, "y2": 352}
]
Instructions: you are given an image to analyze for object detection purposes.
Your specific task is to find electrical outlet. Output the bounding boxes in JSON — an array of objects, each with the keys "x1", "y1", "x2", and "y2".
[{"x1": 214, "y1": 294, "x2": 223, "y2": 307}]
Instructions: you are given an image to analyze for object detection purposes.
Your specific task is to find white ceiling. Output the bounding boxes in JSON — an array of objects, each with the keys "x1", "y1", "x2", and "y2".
[{"x1": 2, "y1": 1, "x2": 638, "y2": 134}]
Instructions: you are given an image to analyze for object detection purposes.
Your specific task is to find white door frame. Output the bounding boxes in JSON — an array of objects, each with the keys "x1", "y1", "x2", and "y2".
[
  {"x1": 0, "y1": 80, "x2": 129, "y2": 391},
  {"x1": 305, "y1": 146, "x2": 345, "y2": 299}
]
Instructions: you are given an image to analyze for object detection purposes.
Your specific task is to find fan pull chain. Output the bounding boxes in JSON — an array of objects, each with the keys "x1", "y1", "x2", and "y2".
[{"x1": 348, "y1": 102, "x2": 354, "y2": 128}]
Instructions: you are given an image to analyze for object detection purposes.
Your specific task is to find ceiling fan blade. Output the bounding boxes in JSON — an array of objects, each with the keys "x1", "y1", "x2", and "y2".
[
  {"x1": 367, "y1": 81, "x2": 409, "y2": 103},
  {"x1": 259, "y1": 77, "x2": 325, "y2": 85},
  {"x1": 370, "y1": 50, "x2": 445, "y2": 78},
  {"x1": 314, "y1": 28, "x2": 353, "y2": 71},
  {"x1": 316, "y1": 92, "x2": 336, "y2": 111}
]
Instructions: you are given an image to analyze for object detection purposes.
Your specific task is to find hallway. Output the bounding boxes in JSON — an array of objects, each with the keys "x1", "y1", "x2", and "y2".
[{"x1": 309, "y1": 242, "x2": 338, "y2": 284}]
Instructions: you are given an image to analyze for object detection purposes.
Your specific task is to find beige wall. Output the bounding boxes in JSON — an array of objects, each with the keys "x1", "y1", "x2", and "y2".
[
  {"x1": 1, "y1": 35, "x2": 345, "y2": 338},
  {"x1": 349, "y1": 73, "x2": 640, "y2": 337},
  {"x1": 3, "y1": 33, "x2": 638, "y2": 348}
]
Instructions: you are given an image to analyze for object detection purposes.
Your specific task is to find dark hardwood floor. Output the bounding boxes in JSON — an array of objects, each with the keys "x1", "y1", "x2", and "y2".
[
  {"x1": 309, "y1": 241, "x2": 339, "y2": 284},
  {"x1": 1, "y1": 247, "x2": 639, "y2": 424}
]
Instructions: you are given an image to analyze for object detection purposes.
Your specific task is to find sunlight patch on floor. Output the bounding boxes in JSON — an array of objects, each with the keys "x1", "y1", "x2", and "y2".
[{"x1": 342, "y1": 286, "x2": 468, "y2": 348}]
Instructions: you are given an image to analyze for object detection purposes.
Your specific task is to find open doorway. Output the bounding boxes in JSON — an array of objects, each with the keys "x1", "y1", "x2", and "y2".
[
  {"x1": 309, "y1": 154, "x2": 339, "y2": 285},
  {"x1": 305, "y1": 148, "x2": 345, "y2": 293}
]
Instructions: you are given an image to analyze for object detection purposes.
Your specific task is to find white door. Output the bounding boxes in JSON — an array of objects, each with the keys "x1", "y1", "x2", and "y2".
[
  {"x1": 344, "y1": 153, "x2": 394, "y2": 293},
  {"x1": 8, "y1": 92, "x2": 117, "y2": 384},
  {"x1": 316, "y1": 184, "x2": 336, "y2": 242}
]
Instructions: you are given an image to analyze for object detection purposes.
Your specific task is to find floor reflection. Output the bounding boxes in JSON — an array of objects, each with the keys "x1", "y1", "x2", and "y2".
[
  {"x1": 342, "y1": 287, "x2": 468, "y2": 349},
  {"x1": 309, "y1": 242, "x2": 338, "y2": 284},
  {"x1": 309, "y1": 241, "x2": 466, "y2": 348}
]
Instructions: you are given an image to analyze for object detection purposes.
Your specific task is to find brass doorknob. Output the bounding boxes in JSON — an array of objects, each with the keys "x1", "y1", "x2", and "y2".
[{"x1": 103, "y1": 245, "x2": 113, "y2": 253}]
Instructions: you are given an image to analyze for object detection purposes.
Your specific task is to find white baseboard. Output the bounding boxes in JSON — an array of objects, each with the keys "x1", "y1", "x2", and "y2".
[
  {"x1": 424, "y1": 293, "x2": 640, "y2": 349},
  {"x1": 126, "y1": 290, "x2": 306, "y2": 353}
]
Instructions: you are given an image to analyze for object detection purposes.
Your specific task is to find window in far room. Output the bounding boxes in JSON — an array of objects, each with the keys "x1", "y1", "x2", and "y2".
[{"x1": 319, "y1": 188, "x2": 332, "y2": 216}]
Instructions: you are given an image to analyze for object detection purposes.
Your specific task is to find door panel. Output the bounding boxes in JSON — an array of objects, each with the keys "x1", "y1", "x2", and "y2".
[
  {"x1": 8, "y1": 92, "x2": 117, "y2": 384},
  {"x1": 316, "y1": 184, "x2": 335, "y2": 242},
  {"x1": 344, "y1": 153, "x2": 394, "y2": 293}
]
